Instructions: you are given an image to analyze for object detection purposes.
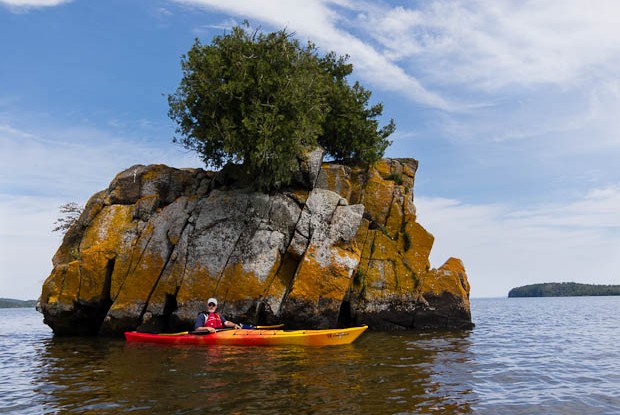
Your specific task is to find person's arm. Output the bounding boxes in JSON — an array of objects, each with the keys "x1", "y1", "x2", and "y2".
[
  {"x1": 223, "y1": 317, "x2": 241, "y2": 329},
  {"x1": 194, "y1": 313, "x2": 215, "y2": 332}
]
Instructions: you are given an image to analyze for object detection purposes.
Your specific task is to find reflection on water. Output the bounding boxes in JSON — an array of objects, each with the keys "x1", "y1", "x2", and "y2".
[
  {"x1": 25, "y1": 330, "x2": 475, "y2": 414},
  {"x1": 10, "y1": 298, "x2": 619, "y2": 414}
]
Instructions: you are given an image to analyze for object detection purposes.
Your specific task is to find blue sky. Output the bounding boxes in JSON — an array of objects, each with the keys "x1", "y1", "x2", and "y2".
[{"x1": 1, "y1": 0, "x2": 619, "y2": 300}]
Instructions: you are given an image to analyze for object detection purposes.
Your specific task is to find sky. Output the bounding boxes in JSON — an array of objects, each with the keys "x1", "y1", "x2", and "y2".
[{"x1": 1, "y1": 0, "x2": 619, "y2": 300}]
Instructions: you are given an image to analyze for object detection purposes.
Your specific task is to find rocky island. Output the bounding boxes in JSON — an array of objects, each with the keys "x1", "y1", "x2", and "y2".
[
  {"x1": 39, "y1": 151, "x2": 473, "y2": 336},
  {"x1": 0, "y1": 298, "x2": 37, "y2": 308},
  {"x1": 509, "y1": 282, "x2": 620, "y2": 297}
]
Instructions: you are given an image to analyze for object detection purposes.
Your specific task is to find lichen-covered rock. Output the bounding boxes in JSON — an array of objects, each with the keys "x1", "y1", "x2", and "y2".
[
  {"x1": 39, "y1": 153, "x2": 473, "y2": 336},
  {"x1": 281, "y1": 201, "x2": 364, "y2": 328}
]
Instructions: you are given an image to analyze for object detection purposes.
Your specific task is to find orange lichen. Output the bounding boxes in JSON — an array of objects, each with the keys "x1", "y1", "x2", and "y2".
[
  {"x1": 346, "y1": 163, "x2": 472, "y2": 309},
  {"x1": 354, "y1": 218, "x2": 372, "y2": 259},
  {"x1": 318, "y1": 164, "x2": 352, "y2": 199},
  {"x1": 384, "y1": 186, "x2": 405, "y2": 237},
  {"x1": 261, "y1": 253, "x2": 299, "y2": 311},
  {"x1": 59, "y1": 261, "x2": 81, "y2": 305},
  {"x1": 402, "y1": 221, "x2": 434, "y2": 274},
  {"x1": 288, "y1": 244, "x2": 360, "y2": 303},
  {"x1": 418, "y1": 258, "x2": 471, "y2": 307},
  {"x1": 217, "y1": 259, "x2": 280, "y2": 301},
  {"x1": 374, "y1": 159, "x2": 393, "y2": 178},
  {"x1": 77, "y1": 251, "x2": 110, "y2": 302},
  {"x1": 175, "y1": 262, "x2": 219, "y2": 305},
  {"x1": 41, "y1": 160, "x2": 472, "y2": 333}
]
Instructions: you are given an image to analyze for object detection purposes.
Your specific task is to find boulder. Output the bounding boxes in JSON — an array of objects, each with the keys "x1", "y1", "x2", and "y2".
[{"x1": 39, "y1": 153, "x2": 473, "y2": 336}]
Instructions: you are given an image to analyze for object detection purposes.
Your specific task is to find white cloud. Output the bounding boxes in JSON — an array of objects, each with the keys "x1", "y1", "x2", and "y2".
[
  {"x1": 416, "y1": 189, "x2": 620, "y2": 298},
  {"x1": 171, "y1": 0, "x2": 451, "y2": 109},
  {"x1": 0, "y1": 195, "x2": 60, "y2": 300},
  {"x1": 0, "y1": 120, "x2": 201, "y2": 199},
  {"x1": 172, "y1": 0, "x2": 620, "y2": 94},
  {"x1": 357, "y1": 0, "x2": 620, "y2": 150},
  {"x1": 507, "y1": 186, "x2": 620, "y2": 229},
  {"x1": 0, "y1": 118, "x2": 202, "y2": 299},
  {"x1": 362, "y1": 0, "x2": 620, "y2": 90},
  {"x1": 170, "y1": 0, "x2": 620, "y2": 150},
  {"x1": 0, "y1": 0, "x2": 71, "y2": 10}
]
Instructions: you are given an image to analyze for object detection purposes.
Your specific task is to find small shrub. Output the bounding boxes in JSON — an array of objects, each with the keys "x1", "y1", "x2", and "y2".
[
  {"x1": 377, "y1": 224, "x2": 392, "y2": 239},
  {"x1": 403, "y1": 231, "x2": 411, "y2": 252},
  {"x1": 69, "y1": 246, "x2": 81, "y2": 261},
  {"x1": 52, "y1": 202, "x2": 83, "y2": 234},
  {"x1": 386, "y1": 173, "x2": 403, "y2": 185}
]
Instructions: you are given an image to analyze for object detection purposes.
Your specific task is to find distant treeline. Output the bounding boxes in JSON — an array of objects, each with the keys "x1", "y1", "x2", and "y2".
[
  {"x1": 0, "y1": 298, "x2": 37, "y2": 308},
  {"x1": 508, "y1": 282, "x2": 620, "y2": 298}
]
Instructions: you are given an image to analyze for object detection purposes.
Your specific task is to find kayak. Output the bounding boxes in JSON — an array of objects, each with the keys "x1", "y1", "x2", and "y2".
[{"x1": 125, "y1": 325, "x2": 368, "y2": 347}]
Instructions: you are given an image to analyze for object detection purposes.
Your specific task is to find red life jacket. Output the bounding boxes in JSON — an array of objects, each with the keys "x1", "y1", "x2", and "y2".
[{"x1": 203, "y1": 312, "x2": 223, "y2": 329}]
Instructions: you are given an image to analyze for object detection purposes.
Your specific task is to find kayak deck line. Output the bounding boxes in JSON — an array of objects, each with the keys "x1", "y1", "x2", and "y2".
[{"x1": 125, "y1": 325, "x2": 368, "y2": 346}]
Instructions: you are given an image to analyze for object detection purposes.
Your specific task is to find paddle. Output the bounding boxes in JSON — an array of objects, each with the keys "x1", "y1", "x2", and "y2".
[
  {"x1": 189, "y1": 328, "x2": 233, "y2": 335},
  {"x1": 189, "y1": 324, "x2": 285, "y2": 335},
  {"x1": 244, "y1": 324, "x2": 284, "y2": 329},
  {"x1": 159, "y1": 323, "x2": 284, "y2": 336}
]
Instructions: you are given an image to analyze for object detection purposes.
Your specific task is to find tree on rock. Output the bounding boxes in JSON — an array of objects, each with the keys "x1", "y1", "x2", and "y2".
[
  {"x1": 318, "y1": 52, "x2": 395, "y2": 164},
  {"x1": 168, "y1": 23, "x2": 395, "y2": 190},
  {"x1": 52, "y1": 202, "x2": 83, "y2": 234}
]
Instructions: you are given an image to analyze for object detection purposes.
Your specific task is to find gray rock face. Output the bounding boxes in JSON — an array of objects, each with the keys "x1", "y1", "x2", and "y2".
[{"x1": 39, "y1": 152, "x2": 473, "y2": 336}]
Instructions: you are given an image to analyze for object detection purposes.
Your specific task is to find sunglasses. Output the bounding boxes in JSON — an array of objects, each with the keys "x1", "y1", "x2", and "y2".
[{"x1": 208, "y1": 302, "x2": 216, "y2": 307}]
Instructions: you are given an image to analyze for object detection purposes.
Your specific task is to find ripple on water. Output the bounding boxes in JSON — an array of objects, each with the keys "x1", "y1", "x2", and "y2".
[
  {"x1": 2, "y1": 299, "x2": 620, "y2": 414},
  {"x1": 470, "y1": 297, "x2": 620, "y2": 414}
]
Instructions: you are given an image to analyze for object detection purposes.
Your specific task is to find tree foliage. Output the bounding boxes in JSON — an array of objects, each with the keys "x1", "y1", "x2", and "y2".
[
  {"x1": 168, "y1": 24, "x2": 395, "y2": 190},
  {"x1": 508, "y1": 282, "x2": 620, "y2": 297},
  {"x1": 318, "y1": 52, "x2": 395, "y2": 163},
  {"x1": 0, "y1": 298, "x2": 37, "y2": 308}
]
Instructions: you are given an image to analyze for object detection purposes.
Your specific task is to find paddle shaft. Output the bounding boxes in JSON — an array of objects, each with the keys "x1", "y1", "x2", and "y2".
[{"x1": 160, "y1": 323, "x2": 284, "y2": 336}]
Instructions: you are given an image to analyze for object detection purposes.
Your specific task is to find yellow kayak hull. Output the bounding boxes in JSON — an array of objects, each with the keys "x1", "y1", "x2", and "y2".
[{"x1": 125, "y1": 325, "x2": 368, "y2": 347}]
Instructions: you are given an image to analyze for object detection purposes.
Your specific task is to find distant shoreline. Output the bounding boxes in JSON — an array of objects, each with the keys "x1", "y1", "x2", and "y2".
[
  {"x1": 508, "y1": 282, "x2": 620, "y2": 298},
  {"x1": 0, "y1": 298, "x2": 38, "y2": 308}
]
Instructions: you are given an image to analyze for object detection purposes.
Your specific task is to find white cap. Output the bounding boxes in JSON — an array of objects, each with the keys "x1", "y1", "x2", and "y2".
[{"x1": 207, "y1": 297, "x2": 218, "y2": 306}]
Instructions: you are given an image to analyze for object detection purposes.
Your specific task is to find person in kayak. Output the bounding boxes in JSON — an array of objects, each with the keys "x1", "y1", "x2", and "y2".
[{"x1": 194, "y1": 297, "x2": 241, "y2": 333}]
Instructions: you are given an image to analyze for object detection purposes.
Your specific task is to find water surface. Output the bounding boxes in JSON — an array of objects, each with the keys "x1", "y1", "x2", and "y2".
[{"x1": 1, "y1": 297, "x2": 619, "y2": 414}]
